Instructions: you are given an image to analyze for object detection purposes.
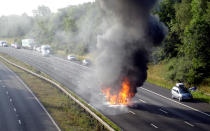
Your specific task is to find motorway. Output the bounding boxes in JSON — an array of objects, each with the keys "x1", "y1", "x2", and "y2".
[
  {"x1": 0, "y1": 47, "x2": 210, "y2": 131},
  {"x1": 0, "y1": 60, "x2": 59, "y2": 131}
]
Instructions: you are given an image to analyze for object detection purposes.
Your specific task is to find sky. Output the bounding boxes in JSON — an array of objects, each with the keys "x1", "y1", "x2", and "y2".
[{"x1": 0, "y1": 0, "x2": 95, "y2": 16}]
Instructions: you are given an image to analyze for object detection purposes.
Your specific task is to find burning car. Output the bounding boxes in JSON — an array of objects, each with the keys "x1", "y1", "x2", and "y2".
[{"x1": 102, "y1": 78, "x2": 135, "y2": 105}]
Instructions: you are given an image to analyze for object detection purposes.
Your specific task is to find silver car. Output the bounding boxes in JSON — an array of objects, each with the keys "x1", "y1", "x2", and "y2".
[
  {"x1": 171, "y1": 83, "x2": 193, "y2": 101},
  {"x1": 67, "y1": 55, "x2": 76, "y2": 61}
]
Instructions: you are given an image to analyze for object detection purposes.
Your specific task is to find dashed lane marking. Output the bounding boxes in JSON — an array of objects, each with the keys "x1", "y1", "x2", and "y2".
[
  {"x1": 129, "y1": 111, "x2": 136, "y2": 115},
  {"x1": 159, "y1": 108, "x2": 168, "y2": 114},
  {"x1": 139, "y1": 99, "x2": 146, "y2": 103},
  {"x1": 150, "y1": 123, "x2": 158, "y2": 129},
  {"x1": 184, "y1": 121, "x2": 194, "y2": 127}
]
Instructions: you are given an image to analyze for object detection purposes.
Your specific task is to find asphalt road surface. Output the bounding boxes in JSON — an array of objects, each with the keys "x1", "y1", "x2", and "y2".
[
  {"x1": 0, "y1": 60, "x2": 59, "y2": 131},
  {"x1": 0, "y1": 47, "x2": 210, "y2": 131}
]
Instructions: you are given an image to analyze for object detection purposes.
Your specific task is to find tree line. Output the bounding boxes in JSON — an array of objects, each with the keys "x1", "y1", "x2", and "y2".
[
  {"x1": 0, "y1": 0, "x2": 209, "y2": 86},
  {"x1": 0, "y1": 2, "x2": 104, "y2": 55},
  {"x1": 155, "y1": 0, "x2": 210, "y2": 86}
]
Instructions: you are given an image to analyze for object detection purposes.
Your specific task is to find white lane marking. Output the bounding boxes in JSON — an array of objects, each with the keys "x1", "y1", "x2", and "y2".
[
  {"x1": 139, "y1": 87, "x2": 210, "y2": 117},
  {"x1": 1, "y1": 62, "x2": 61, "y2": 131},
  {"x1": 159, "y1": 108, "x2": 168, "y2": 114},
  {"x1": 2, "y1": 85, "x2": 5, "y2": 88},
  {"x1": 14, "y1": 108, "x2": 16, "y2": 112},
  {"x1": 18, "y1": 120, "x2": 21, "y2": 125},
  {"x1": 6, "y1": 91, "x2": 8, "y2": 95},
  {"x1": 139, "y1": 99, "x2": 146, "y2": 103},
  {"x1": 184, "y1": 121, "x2": 194, "y2": 127},
  {"x1": 10, "y1": 98, "x2": 12, "y2": 102},
  {"x1": 150, "y1": 123, "x2": 158, "y2": 129},
  {"x1": 129, "y1": 111, "x2": 136, "y2": 115},
  {"x1": 14, "y1": 73, "x2": 61, "y2": 131}
]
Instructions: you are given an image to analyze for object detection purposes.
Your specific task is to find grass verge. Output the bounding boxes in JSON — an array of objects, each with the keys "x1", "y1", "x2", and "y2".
[
  {"x1": 147, "y1": 63, "x2": 210, "y2": 104},
  {"x1": 0, "y1": 52, "x2": 121, "y2": 131}
]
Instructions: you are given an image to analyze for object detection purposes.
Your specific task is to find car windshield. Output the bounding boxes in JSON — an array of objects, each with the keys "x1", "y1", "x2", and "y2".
[{"x1": 179, "y1": 87, "x2": 189, "y2": 93}]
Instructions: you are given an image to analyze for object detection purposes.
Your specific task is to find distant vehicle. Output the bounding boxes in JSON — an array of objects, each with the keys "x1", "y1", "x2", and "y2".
[
  {"x1": 11, "y1": 43, "x2": 15, "y2": 47},
  {"x1": 82, "y1": 59, "x2": 91, "y2": 66},
  {"x1": 21, "y1": 39, "x2": 35, "y2": 49},
  {"x1": 171, "y1": 83, "x2": 193, "y2": 101},
  {"x1": 67, "y1": 55, "x2": 76, "y2": 61},
  {"x1": 33, "y1": 45, "x2": 38, "y2": 51},
  {"x1": 0, "y1": 41, "x2": 8, "y2": 47},
  {"x1": 36, "y1": 46, "x2": 41, "y2": 52},
  {"x1": 14, "y1": 44, "x2": 21, "y2": 49},
  {"x1": 41, "y1": 49, "x2": 50, "y2": 57},
  {"x1": 41, "y1": 45, "x2": 51, "y2": 56},
  {"x1": 11, "y1": 43, "x2": 21, "y2": 49}
]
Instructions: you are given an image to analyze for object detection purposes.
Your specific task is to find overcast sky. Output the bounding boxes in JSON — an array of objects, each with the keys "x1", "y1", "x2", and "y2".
[{"x1": 0, "y1": 0, "x2": 95, "y2": 16}]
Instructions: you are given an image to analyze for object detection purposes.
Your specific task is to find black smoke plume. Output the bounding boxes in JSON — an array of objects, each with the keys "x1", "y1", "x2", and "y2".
[{"x1": 95, "y1": 0, "x2": 166, "y2": 97}]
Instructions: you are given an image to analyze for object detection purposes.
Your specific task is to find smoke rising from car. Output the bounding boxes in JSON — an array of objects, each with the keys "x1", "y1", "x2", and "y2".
[{"x1": 93, "y1": 0, "x2": 166, "y2": 102}]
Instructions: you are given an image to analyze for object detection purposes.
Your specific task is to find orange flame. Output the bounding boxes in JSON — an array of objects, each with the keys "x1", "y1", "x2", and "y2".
[{"x1": 102, "y1": 78, "x2": 134, "y2": 105}]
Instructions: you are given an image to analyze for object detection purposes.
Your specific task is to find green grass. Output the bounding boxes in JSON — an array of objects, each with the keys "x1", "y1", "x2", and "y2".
[
  {"x1": 0, "y1": 53, "x2": 121, "y2": 131},
  {"x1": 147, "y1": 63, "x2": 175, "y2": 89},
  {"x1": 147, "y1": 63, "x2": 210, "y2": 104}
]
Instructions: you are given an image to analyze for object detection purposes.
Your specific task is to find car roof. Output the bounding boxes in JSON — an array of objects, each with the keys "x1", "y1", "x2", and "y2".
[{"x1": 176, "y1": 83, "x2": 184, "y2": 87}]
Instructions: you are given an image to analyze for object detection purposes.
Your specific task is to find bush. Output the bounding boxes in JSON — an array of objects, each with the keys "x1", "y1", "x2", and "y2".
[{"x1": 165, "y1": 57, "x2": 193, "y2": 84}]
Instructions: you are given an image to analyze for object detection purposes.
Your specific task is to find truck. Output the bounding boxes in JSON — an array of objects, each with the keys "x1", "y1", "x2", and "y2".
[{"x1": 21, "y1": 39, "x2": 35, "y2": 49}]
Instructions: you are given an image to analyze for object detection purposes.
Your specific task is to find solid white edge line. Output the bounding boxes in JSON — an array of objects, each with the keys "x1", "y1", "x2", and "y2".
[
  {"x1": 150, "y1": 123, "x2": 158, "y2": 128},
  {"x1": 15, "y1": 73, "x2": 61, "y2": 131},
  {"x1": 2, "y1": 63, "x2": 61, "y2": 131},
  {"x1": 184, "y1": 121, "x2": 194, "y2": 127},
  {"x1": 14, "y1": 108, "x2": 16, "y2": 112},
  {"x1": 159, "y1": 108, "x2": 168, "y2": 114},
  {"x1": 139, "y1": 98, "x2": 146, "y2": 103},
  {"x1": 139, "y1": 87, "x2": 210, "y2": 117},
  {"x1": 129, "y1": 111, "x2": 136, "y2": 115}
]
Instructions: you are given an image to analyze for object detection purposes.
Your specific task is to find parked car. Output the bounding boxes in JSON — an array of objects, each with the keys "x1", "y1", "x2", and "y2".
[
  {"x1": 171, "y1": 83, "x2": 193, "y2": 101},
  {"x1": 67, "y1": 55, "x2": 76, "y2": 61},
  {"x1": 82, "y1": 59, "x2": 91, "y2": 66}
]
